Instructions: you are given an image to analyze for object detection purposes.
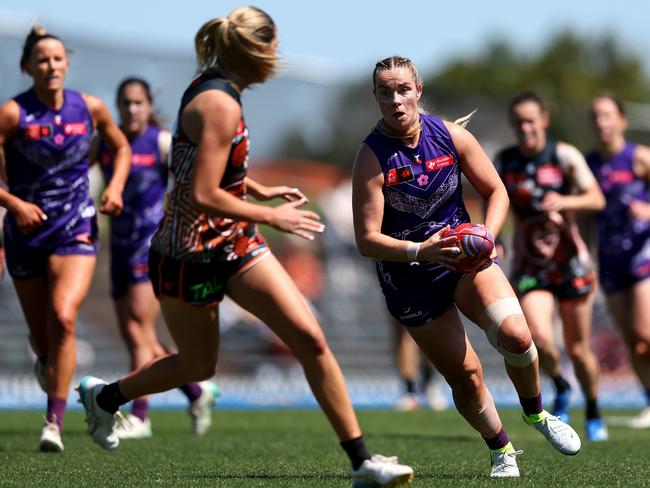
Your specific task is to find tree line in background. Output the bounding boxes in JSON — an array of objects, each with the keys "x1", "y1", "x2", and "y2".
[{"x1": 278, "y1": 31, "x2": 650, "y2": 169}]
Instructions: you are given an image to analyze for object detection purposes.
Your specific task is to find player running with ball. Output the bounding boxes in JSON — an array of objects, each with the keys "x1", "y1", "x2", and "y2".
[{"x1": 352, "y1": 56, "x2": 581, "y2": 478}]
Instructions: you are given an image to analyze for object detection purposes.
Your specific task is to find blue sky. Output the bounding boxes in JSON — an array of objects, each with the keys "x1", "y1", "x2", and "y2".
[{"x1": 2, "y1": 0, "x2": 649, "y2": 80}]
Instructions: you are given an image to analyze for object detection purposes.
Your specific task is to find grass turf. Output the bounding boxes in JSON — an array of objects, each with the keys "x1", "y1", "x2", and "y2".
[{"x1": 0, "y1": 408, "x2": 647, "y2": 487}]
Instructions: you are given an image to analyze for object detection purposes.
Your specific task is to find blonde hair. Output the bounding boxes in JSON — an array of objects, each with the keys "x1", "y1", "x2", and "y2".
[
  {"x1": 372, "y1": 56, "x2": 421, "y2": 88},
  {"x1": 194, "y1": 6, "x2": 279, "y2": 87}
]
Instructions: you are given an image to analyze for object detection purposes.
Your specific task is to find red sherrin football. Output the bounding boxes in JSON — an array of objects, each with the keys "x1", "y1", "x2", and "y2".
[{"x1": 443, "y1": 223, "x2": 495, "y2": 272}]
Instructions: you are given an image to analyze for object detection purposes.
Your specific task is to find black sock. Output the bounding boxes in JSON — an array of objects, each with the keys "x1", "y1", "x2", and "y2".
[
  {"x1": 340, "y1": 436, "x2": 372, "y2": 470},
  {"x1": 419, "y1": 363, "x2": 434, "y2": 391},
  {"x1": 404, "y1": 379, "x2": 416, "y2": 395},
  {"x1": 552, "y1": 375, "x2": 571, "y2": 394},
  {"x1": 96, "y1": 381, "x2": 128, "y2": 414},
  {"x1": 586, "y1": 399, "x2": 600, "y2": 420}
]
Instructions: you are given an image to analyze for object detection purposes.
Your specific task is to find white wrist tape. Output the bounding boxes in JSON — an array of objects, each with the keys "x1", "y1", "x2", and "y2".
[{"x1": 406, "y1": 241, "x2": 421, "y2": 262}]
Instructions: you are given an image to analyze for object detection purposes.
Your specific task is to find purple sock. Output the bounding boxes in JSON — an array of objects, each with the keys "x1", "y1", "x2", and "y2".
[
  {"x1": 179, "y1": 383, "x2": 202, "y2": 402},
  {"x1": 519, "y1": 392, "x2": 543, "y2": 416},
  {"x1": 483, "y1": 428, "x2": 510, "y2": 450},
  {"x1": 131, "y1": 398, "x2": 149, "y2": 422},
  {"x1": 46, "y1": 396, "x2": 66, "y2": 431}
]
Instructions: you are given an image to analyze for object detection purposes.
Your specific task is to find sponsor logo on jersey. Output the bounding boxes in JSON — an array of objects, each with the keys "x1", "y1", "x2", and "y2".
[
  {"x1": 132, "y1": 153, "x2": 157, "y2": 167},
  {"x1": 24, "y1": 124, "x2": 52, "y2": 140},
  {"x1": 536, "y1": 164, "x2": 563, "y2": 187},
  {"x1": 64, "y1": 123, "x2": 87, "y2": 135},
  {"x1": 424, "y1": 154, "x2": 454, "y2": 172},
  {"x1": 385, "y1": 165, "x2": 414, "y2": 186},
  {"x1": 607, "y1": 169, "x2": 634, "y2": 185}
]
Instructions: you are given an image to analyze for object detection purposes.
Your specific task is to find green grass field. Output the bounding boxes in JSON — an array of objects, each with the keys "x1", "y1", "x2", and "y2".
[{"x1": 0, "y1": 409, "x2": 647, "y2": 487}]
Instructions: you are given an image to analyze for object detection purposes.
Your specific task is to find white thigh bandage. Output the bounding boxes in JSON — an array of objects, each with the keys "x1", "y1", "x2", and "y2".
[{"x1": 485, "y1": 297, "x2": 538, "y2": 367}]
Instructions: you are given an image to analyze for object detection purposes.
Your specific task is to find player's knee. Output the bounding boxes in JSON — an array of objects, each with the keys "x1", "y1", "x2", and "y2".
[
  {"x1": 498, "y1": 325, "x2": 533, "y2": 354},
  {"x1": 178, "y1": 351, "x2": 218, "y2": 381},
  {"x1": 189, "y1": 360, "x2": 218, "y2": 382},
  {"x1": 566, "y1": 343, "x2": 589, "y2": 362},
  {"x1": 289, "y1": 328, "x2": 329, "y2": 359},
  {"x1": 446, "y1": 367, "x2": 483, "y2": 399},
  {"x1": 50, "y1": 304, "x2": 77, "y2": 336},
  {"x1": 484, "y1": 297, "x2": 536, "y2": 367}
]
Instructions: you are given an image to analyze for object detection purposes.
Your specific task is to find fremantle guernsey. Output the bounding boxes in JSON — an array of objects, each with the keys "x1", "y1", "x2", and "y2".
[
  {"x1": 363, "y1": 114, "x2": 470, "y2": 325},
  {"x1": 3, "y1": 88, "x2": 95, "y2": 250},
  {"x1": 98, "y1": 125, "x2": 166, "y2": 248},
  {"x1": 587, "y1": 142, "x2": 650, "y2": 291}
]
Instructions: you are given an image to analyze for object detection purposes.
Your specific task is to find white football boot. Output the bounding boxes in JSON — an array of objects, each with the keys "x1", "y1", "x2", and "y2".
[
  {"x1": 189, "y1": 381, "x2": 220, "y2": 436},
  {"x1": 76, "y1": 376, "x2": 122, "y2": 450},
  {"x1": 523, "y1": 410, "x2": 581, "y2": 455},
  {"x1": 490, "y1": 443, "x2": 522, "y2": 478},
  {"x1": 351, "y1": 454, "x2": 414, "y2": 487},
  {"x1": 38, "y1": 418, "x2": 64, "y2": 452},
  {"x1": 116, "y1": 414, "x2": 152, "y2": 439}
]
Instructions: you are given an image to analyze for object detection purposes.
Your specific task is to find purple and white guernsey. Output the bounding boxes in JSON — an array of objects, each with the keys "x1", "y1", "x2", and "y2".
[
  {"x1": 98, "y1": 125, "x2": 167, "y2": 297},
  {"x1": 587, "y1": 142, "x2": 650, "y2": 292},
  {"x1": 363, "y1": 114, "x2": 470, "y2": 325},
  {"x1": 98, "y1": 125, "x2": 166, "y2": 248},
  {"x1": 3, "y1": 88, "x2": 97, "y2": 277}
]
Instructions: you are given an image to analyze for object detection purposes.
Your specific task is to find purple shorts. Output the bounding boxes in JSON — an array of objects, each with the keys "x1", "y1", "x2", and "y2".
[
  {"x1": 599, "y1": 240, "x2": 650, "y2": 293},
  {"x1": 378, "y1": 261, "x2": 464, "y2": 327},
  {"x1": 4, "y1": 216, "x2": 98, "y2": 279},
  {"x1": 110, "y1": 241, "x2": 152, "y2": 299}
]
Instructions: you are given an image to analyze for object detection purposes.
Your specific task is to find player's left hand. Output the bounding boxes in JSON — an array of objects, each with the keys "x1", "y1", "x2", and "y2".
[
  {"x1": 99, "y1": 185, "x2": 124, "y2": 216},
  {"x1": 541, "y1": 191, "x2": 565, "y2": 212}
]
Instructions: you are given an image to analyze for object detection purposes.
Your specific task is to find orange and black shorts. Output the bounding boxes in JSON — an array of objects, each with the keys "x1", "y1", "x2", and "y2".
[{"x1": 148, "y1": 236, "x2": 269, "y2": 307}]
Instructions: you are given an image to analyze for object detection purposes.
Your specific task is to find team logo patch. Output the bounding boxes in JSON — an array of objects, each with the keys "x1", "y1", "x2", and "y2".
[
  {"x1": 536, "y1": 164, "x2": 563, "y2": 187},
  {"x1": 64, "y1": 123, "x2": 87, "y2": 135},
  {"x1": 24, "y1": 124, "x2": 52, "y2": 140},
  {"x1": 424, "y1": 154, "x2": 454, "y2": 172},
  {"x1": 385, "y1": 166, "x2": 414, "y2": 186}
]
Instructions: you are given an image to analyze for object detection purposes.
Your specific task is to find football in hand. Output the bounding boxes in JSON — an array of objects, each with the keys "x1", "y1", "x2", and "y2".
[{"x1": 442, "y1": 223, "x2": 495, "y2": 272}]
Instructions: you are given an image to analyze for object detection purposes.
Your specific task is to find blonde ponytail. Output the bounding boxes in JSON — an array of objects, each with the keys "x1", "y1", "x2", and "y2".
[
  {"x1": 453, "y1": 108, "x2": 478, "y2": 129},
  {"x1": 194, "y1": 6, "x2": 279, "y2": 87}
]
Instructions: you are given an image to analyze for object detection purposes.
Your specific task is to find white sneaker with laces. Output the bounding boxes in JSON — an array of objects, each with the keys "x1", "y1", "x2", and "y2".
[
  {"x1": 523, "y1": 410, "x2": 581, "y2": 455},
  {"x1": 189, "y1": 381, "x2": 220, "y2": 436},
  {"x1": 116, "y1": 414, "x2": 152, "y2": 439},
  {"x1": 39, "y1": 419, "x2": 64, "y2": 452},
  {"x1": 76, "y1": 376, "x2": 122, "y2": 450},
  {"x1": 351, "y1": 454, "x2": 414, "y2": 487},
  {"x1": 630, "y1": 407, "x2": 650, "y2": 429},
  {"x1": 490, "y1": 444, "x2": 522, "y2": 478},
  {"x1": 34, "y1": 359, "x2": 47, "y2": 393}
]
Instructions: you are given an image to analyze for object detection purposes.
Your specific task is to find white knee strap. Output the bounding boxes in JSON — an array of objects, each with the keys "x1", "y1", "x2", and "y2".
[{"x1": 485, "y1": 297, "x2": 538, "y2": 367}]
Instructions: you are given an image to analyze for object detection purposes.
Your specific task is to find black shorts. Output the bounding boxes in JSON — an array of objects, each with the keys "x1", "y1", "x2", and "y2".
[
  {"x1": 512, "y1": 255, "x2": 595, "y2": 300},
  {"x1": 148, "y1": 236, "x2": 269, "y2": 307}
]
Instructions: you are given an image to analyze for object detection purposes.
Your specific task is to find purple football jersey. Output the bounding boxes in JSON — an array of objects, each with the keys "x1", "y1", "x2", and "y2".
[
  {"x1": 587, "y1": 142, "x2": 650, "y2": 255},
  {"x1": 363, "y1": 115, "x2": 470, "y2": 324},
  {"x1": 3, "y1": 88, "x2": 95, "y2": 248},
  {"x1": 98, "y1": 125, "x2": 166, "y2": 247}
]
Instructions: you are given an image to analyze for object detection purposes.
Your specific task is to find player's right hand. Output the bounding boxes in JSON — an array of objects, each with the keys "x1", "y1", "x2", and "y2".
[
  {"x1": 419, "y1": 225, "x2": 461, "y2": 269},
  {"x1": 268, "y1": 197, "x2": 325, "y2": 241},
  {"x1": 8, "y1": 199, "x2": 47, "y2": 234}
]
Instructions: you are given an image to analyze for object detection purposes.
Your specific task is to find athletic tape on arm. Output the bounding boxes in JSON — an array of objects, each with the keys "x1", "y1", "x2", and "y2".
[{"x1": 484, "y1": 297, "x2": 538, "y2": 367}]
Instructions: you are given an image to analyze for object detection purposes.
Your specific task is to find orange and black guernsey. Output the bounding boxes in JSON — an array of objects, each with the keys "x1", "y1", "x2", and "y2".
[{"x1": 150, "y1": 71, "x2": 266, "y2": 264}]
